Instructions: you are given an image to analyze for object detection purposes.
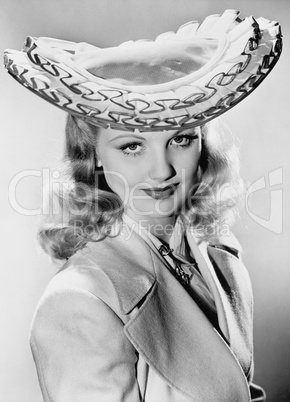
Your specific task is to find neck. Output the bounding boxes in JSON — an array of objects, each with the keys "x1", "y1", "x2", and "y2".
[{"x1": 125, "y1": 210, "x2": 177, "y2": 243}]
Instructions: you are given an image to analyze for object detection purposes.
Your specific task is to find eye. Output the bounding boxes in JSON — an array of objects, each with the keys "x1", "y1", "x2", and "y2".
[
  {"x1": 126, "y1": 144, "x2": 139, "y2": 151},
  {"x1": 118, "y1": 142, "x2": 144, "y2": 156},
  {"x1": 171, "y1": 135, "x2": 195, "y2": 147}
]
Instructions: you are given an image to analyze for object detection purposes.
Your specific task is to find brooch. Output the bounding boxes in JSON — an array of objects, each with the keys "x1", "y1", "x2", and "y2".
[{"x1": 158, "y1": 244, "x2": 197, "y2": 286}]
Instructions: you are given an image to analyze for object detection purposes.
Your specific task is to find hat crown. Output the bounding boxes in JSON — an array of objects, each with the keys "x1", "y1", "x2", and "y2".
[{"x1": 74, "y1": 38, "x2": 219, "y2": 86}]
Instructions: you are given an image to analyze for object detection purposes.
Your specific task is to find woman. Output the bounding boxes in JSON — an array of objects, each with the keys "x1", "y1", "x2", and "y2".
[{"x1": 4, "y1": 10, "x2": 282, "y2": 402}]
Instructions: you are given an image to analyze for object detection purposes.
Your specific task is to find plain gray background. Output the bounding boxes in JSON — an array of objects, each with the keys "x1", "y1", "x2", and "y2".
[{"x1": 1, "y1": 1, "x2": 289, "y2": 401}]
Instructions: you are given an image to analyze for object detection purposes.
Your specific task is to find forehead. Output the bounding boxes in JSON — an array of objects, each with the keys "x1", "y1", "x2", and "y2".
[{"x1": 99, "y1": 127, "x2": 201, "y2": 143}]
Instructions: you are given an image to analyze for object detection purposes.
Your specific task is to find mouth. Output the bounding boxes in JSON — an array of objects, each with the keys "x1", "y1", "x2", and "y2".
[{"x1": 141, "y1": 183, "x2": 179, "y2": 200}]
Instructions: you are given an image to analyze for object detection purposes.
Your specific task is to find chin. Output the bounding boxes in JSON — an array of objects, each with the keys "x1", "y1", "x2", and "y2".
[{"x1": 128, "y1": 197, "x2": 181, "y2": 219}]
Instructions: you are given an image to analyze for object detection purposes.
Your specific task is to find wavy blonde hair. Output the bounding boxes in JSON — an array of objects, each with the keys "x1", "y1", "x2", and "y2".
[{"x1": 38, "y1": 115, "x2": 243, "y2": 260}]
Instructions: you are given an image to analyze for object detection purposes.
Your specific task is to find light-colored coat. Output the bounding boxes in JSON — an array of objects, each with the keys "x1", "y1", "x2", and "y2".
[{"x1": 30, "y1": 223, "x2": 265, "y2": 401}]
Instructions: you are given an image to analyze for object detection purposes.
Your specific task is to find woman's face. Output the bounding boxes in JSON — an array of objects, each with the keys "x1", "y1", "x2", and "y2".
[{"x1": 96, "y1": 126, "x2": 202, "y2": 224}]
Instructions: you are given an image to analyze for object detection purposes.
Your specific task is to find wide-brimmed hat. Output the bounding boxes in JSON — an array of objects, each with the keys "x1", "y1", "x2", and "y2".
[{"x1": 4, "y1": 9, "x2": 282, "y2": 132}]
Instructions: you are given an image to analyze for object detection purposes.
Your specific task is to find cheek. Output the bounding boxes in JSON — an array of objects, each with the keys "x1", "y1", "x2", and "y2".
[
  {"x1": 178, "y1": 149, "x2": 201, "y2": 181},
  {"x1": 101, "y1": 158, "x2": 143, "y2": 199}
]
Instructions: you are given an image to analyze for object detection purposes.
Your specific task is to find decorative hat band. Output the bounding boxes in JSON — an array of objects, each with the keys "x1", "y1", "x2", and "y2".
[{"x1": 4, "y1": 9, "x2": 282, "y2": 132}]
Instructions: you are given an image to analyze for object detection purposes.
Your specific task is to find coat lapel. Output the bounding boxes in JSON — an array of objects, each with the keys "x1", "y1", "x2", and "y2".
[
  {"x1": 124, "y1": 243, "x2": 251, "y2": 401},
  {"x1": 207, "y1": 244, "x2": 253, "y2": 376},
  {"x1": 79, "y1": 224, "x2": 252, "y2": 401},
  {"x1": 185, "y1": 233, "x2": 253, "y2": 377}
]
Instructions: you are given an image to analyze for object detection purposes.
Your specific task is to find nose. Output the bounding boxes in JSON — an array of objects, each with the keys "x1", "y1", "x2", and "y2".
[{"x1": 148, "y1": 149, "x2": 176, "y2": 182}]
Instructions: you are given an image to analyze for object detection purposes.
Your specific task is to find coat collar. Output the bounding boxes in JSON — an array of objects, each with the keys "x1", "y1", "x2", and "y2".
[{"x1": 67, "y1": 225, "x2": 156, "y2": 315}]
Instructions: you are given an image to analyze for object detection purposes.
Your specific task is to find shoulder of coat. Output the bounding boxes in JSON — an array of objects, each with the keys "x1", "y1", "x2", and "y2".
[{"x1": 44, "y1": 232, "x2": 156, "y2": 316}]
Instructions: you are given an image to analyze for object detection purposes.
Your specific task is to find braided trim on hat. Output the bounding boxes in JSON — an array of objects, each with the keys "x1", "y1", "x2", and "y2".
[{"x1": 4, "y1": 10, "x2": 282, "y2": 131}]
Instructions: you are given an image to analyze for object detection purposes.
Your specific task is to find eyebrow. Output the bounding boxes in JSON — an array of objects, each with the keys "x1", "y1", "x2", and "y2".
[
  {"x1": 109, "y1": 129, "x2": 199, "y2": 143},
  {"x1": 175, "y1": 128, "x2": 199, "y2": 136},
  {"x1": 109, "y1": 134, "x2": 145, "y2": 143}
]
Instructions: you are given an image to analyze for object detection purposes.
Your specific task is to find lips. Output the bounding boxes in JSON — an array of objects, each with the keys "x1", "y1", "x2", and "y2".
[{"x1": 141, "y1": 183, "x2": 179, "y2": 200}]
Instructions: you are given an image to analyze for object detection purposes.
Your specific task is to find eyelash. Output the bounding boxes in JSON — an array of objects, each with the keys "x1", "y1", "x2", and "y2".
[
  {"x1": 171, "y1": 135, "x2": 195, "y2": 148},
  {"x1": 118, "y1": 135, "x2": 196, "y2": 157},
  {"x1": 118, "y1": 142, "x2": 144, "y2": 157}
]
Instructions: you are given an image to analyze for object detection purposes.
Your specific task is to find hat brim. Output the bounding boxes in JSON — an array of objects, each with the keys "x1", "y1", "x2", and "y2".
[{"x1": 4, "y1": 10, "x2": 282, "y2": 132}]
